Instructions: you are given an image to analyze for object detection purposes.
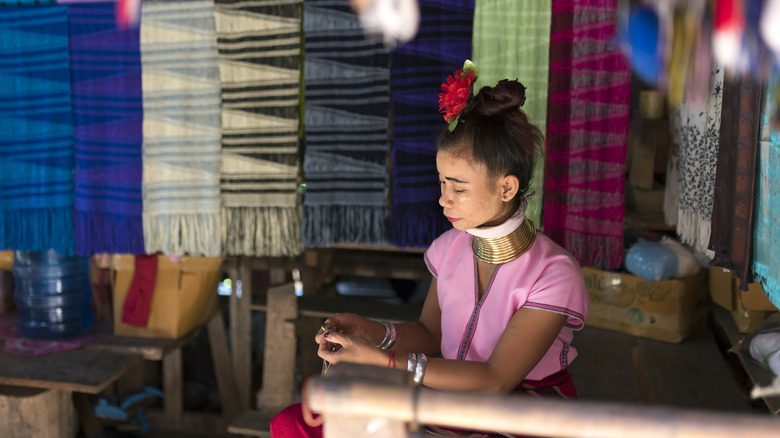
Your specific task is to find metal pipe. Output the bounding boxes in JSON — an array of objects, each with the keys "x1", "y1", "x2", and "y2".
[{"x1": 307, "y1": 376, "x2": 780, "y2": 438}]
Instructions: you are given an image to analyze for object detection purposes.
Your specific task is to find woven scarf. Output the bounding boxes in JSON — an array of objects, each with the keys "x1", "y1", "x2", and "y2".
[
  {"x1": 215, "y1": 0, "x2": 303, "y2": 257},
  {"x1": 543, "y1": 0, "x2": 631, "y2": 270},
  {"x1": 302, "y1": 0, "x2": 390, "y2": 247},
  {"x1": 472, "y1": 0, "x2": 549, "y2": 226},
  {"x1": 752, "y1": 79, "x2": 780, "y2": 309},
  {"x1": 69, "y1": 4, "x2": 144, "y2": 255},
  {"x1": 389, "y1": 0, "x2": 474, "y2": 248},
  {"x1": 0, "y1": 7, "x2": 75, "y2": 255},
  {"x1": 709, "y1": 73, "x2": 761, "y2": 290},
  {"x1": 675, "y1": 66, "x2": 724, "y2": 255},
  {"x1": 140, "y1": 1, "x2": 222, "y2": 256}
]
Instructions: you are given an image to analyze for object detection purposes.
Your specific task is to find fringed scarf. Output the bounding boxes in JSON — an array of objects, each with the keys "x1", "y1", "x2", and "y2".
[
  {"x1": 302, "y1": 0, "x2": 391, "y2": 247},
  {"x1": 68, "y1": 4, "x2": 145, "y2": 255},
  {"x1": 472, "y1": 0, "x2": 549, "y2": 226},
  {"x1": 389, "y1": 0, "x2": 474, "y2": 248},
  {"x1": 752, "y1": 79, "x2": 780, "y2": 309},
  {"x1": 215, "y1": 0, "x2": 303, "y2": 257},
  {"x1": 543, "y1": 0, "x2": 631, "y2": 270},
  {"x1": 675, "y1": 66, "x2": 724, "y2": 255},
  {"x1": 140, "y1": 0, "x2": 222, "y2": 256},
  {"x1": 709, "y1": 73, "x2": 761, "y2": 290},
  {"x1": 0, "y1": 7, "x2": 75, "y2": 255}
]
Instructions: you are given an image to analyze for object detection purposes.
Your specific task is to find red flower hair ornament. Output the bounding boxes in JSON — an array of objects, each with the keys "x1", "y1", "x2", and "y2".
[{"x1": 439, "y1": 59, "x2": 478, "y2": 132}]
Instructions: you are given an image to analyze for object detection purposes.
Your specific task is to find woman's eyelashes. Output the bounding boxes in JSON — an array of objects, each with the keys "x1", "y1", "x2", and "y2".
[{"x1": 439, "y1": 180, "x2": 465, "y2": 194}]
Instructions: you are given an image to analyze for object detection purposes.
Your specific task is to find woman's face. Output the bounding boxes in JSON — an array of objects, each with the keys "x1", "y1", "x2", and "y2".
[{"x1": 436, "y1": 150, "x2": 513, "y2": 231}]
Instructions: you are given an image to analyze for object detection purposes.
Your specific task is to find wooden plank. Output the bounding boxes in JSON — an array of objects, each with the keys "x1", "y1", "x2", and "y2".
[
  {"x1": 637, "y1": 325, "x2": 752, "y2": 412},
  {"x1": 711, "y1": 305, "x2": 780, "y2": 413},
  {"x1": 207, "y1": 310, "x2": 240, "y2": 422},
  {"x1": 227, "y1": 410, "x2": 273, "y2": 437},
  {"x1": 146, "y1": 409, "x2": 228, "y2": 435},
  {"x1": 298, "y1": 296, "x2": 422, "y2": 322},
  {"x1": 162, "y1": 347, "x2": 183, "y2": 430},
  {"x1": 0, "y1": 350, "x2": 142, "y2": 394},
  {"x1": 261, "y1": 283, "x2": 298, "y2": 415},
  {"x1": 235, "y1": 257, "x2": 253, "y2": 410},
  {"x1": 83, "y1": 329, "x2": 199, "y2": 361},
  {"x1": 251, "y1": 297, "x2": 423, "y2": 322}
]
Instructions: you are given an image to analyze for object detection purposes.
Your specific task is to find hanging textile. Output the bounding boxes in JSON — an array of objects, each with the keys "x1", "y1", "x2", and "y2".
[
  {"x1": 302, "y1": 0, "x2": 391, "y2": 247},
  {"x1": 543, "y1": 0, "x2": 631, "y2": 270},
  {"x1": 389, "y1": 0, "x2": 474, "y2": 248},
  {"x1": 753, "y1": 79, "x2": 780, "y2": 308},
  {"x1": 472, "y1": 0, "x2": 549, "y2": 226},
  {"x1": 675, "y1": 66, "x2": 725, "y2": 254},
  {"x1": 140, "y1": 0, "x2": 222, "y2": 256},
  {"x1": 709, "y1": 73, "x2": 761, "y2": 290},
  {"x1": 663, "y1": 107, "x2": 681, "y2": 227},
  {"x1": 215, "y1": 0, "x2": 303, "y2": 257},
  {"x1": 0, "y1": 7, "x2": 75, "y2": 255},
  {"x1": 69, "y1": 4, "x2": 144, "y2": 256}
]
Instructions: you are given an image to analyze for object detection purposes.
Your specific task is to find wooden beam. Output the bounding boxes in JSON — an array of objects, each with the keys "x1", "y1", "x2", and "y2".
[
  {"x1": 207, "y1": 311, "x2": 240, "y2": 422},
  {"x1": 261, "y1": 283, "x2": 298, "y2": 415},
  {"x1": 162, "y1": 347, "x2": 182, "y2": 430}
]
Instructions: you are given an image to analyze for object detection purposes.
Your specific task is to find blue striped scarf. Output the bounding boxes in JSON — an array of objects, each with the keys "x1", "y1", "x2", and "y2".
[
  {"x1": 302, "y1": 0, "x2": 391, "y2": 246},
  {"x1": 389, "y1": 0, "x2": 474, "y2": 248},
  {"x1": 0, "y1": 7, "x2": 75, "y2": 255},
  {"x1": 69, "y1": 4, "x2": 144, "y2": 255},
  {"x1": 140, "y1": 1, "x2": 222, "y2": 256},
  {"x1": 215, "y1": 0, "x2": 303, "y2": 257}
]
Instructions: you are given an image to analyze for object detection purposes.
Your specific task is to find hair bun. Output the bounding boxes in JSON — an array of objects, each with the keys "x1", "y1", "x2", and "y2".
[{"x1": 473, "y1": 79, "x2": 527, "y2": 117}]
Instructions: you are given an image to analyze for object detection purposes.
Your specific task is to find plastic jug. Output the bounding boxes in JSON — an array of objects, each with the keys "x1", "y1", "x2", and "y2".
[{"x1": 13, "y1": 250, "x2": 94, "y2": 340}]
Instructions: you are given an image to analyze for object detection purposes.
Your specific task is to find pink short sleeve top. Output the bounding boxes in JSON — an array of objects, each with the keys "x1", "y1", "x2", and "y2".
[{"x1": 424, "y1": 228, "x2": 589, "y2": 381}]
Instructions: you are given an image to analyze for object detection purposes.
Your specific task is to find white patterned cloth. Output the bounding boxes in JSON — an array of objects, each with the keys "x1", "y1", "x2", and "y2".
[
  {"x1": 141, "y1": 1, "x2": 223, "y2": 256},
  {"x1": 675, "y1": 65, "x2": 724, "y2": 255}
]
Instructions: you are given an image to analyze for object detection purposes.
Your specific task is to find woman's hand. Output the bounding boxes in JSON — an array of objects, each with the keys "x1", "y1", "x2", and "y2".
[
  {"x1": 314, "y1": 313, "x2": 384, "y2": 346},
  {"x1": 317, "y1": 330, "x2": 388, "y2": 367}
]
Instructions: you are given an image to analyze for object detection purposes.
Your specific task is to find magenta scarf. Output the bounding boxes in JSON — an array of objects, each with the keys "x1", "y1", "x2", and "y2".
[{"x1": 543, "y1": 0, "x2": 631, "y2": 269}]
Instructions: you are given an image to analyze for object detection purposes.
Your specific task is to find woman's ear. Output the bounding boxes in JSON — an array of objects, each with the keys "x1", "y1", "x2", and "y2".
[{"x1": 499, "y1": 174, "x2": 520, "y2": 201}]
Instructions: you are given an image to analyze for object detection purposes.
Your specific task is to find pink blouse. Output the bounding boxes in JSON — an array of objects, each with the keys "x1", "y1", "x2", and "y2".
[{"x1": 424, "y1": 228, "x2": 589, "y2": 381}]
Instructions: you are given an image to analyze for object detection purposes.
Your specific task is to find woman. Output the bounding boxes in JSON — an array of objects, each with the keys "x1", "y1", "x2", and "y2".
[{"x1": 271, "y1": 61, "x2": 589, "y2": 437}]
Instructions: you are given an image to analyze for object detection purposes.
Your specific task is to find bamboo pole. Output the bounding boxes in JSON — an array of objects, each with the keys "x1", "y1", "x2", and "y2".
[{"x1": 307, "y1": 367, "x2": 780, "y2": 438}]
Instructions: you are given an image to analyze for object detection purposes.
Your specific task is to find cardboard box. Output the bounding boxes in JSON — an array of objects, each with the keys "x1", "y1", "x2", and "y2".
[
  {"x1": 709, "y1": 266, "x2": 778, "y2": 312},
  {"x1": 627, "y1": 118, "x2": 670, "y2": 190},
  {"x1": 709, "y1": 266, "x2": 734, "y2": 310},
  {"x1": 111, "y1": 255, "x2": 223, "y2": 339},
  {"x1": 583, "y1": 267, "x2": 708, "y2": 343},
  {"x1": 736, "y1": 278, "x2": 778, "y2": 312},
  {"x1": 731, "y1": 286, "x2": 774, "y2": 333},
  {"x1": 0, "y1": 250, "x2": 13, "y2": 271}
]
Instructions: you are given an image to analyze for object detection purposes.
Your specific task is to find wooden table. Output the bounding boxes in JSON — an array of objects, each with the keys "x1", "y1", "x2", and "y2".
[{"x1": 0, "y1": 348, "x2": 141, "y2": 394}]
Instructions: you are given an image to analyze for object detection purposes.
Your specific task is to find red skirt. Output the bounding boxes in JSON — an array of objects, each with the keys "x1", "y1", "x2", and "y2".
[{"x1": 270, "y1": 369, "x2": 576, "y2": 438}]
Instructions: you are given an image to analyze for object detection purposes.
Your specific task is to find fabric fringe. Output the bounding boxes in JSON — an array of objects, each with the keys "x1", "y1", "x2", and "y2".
[
  {"x1": 390, "y1": 202, "x2": 450, "y2": 249},
  {"x1": 143, "y1": 213, "x2": 221, "y2": 257},
  {"x1": 75, "y1": 212, "x2": 144, "y2": 256},
  {"x1": 222, "y1": 207, "x2": 302, "y2": 257},
  {"x1": 302, "y1": 205, "x2": 388, "y2": 248},
  {"x1": 676, "y1": 209, "x2": 712, "y2": 256},
  {"x1": 0, "y1": 208, "x2": 74, "y2": 255},
  {"x1": 548, "y1": 229, "x2": 623, "y2": 271}
]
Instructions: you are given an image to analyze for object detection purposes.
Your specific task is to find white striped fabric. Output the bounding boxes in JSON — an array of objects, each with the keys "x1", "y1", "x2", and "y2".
[{"x1": 141, "y1": 0, "x2": 223, "y2": 256}]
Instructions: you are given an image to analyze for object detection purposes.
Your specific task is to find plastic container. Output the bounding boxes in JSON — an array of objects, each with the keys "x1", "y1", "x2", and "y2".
[{"x1": 13, "y1": 250, "x2": 94, "y2": 340}]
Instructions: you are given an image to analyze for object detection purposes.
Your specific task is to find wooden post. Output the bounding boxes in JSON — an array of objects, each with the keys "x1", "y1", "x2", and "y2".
[
  {"x1": 207, "y1": 311, "x2": 240, "y2": 421},
  {"x1": 261, "y1": 283, "x2": 298, "y2": 415},
  {"x1": 230, "y1": 256, "x2": 252, "y2": 410},
  {"x1": 162, "y1": 347, "x2": 183, "y2": 430}
]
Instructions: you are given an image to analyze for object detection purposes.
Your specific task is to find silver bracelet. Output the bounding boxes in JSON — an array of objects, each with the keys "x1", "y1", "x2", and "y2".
[
  {"x1": 377, "y1": 320, "x2": 397, "y2": 350},
  {"x1": 413, "y1": 353, "x2": 428, "y2": 386},
  {"x1": 407, "y1": 352, "x2": 418, "y2": 373}
]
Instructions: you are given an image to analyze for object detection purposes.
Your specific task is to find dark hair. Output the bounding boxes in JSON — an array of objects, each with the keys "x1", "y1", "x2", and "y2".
[{"x1": 437, "y1": 79, "x2": 544, "y2": 209}]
